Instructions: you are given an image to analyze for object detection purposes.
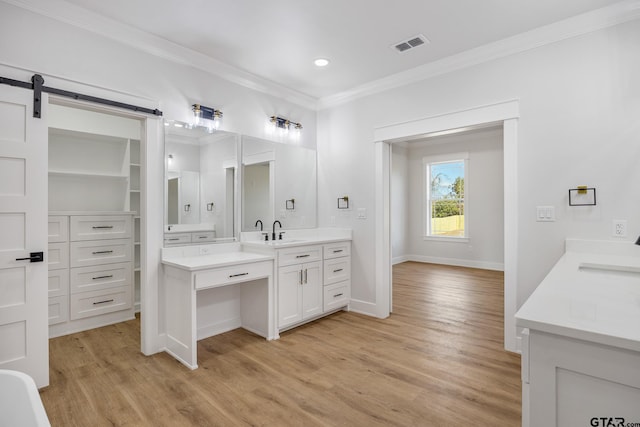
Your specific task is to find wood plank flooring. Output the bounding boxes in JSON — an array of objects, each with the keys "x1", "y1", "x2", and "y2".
[{"x1": 40, "y1": 262, "x2": 521, "y2": 426}]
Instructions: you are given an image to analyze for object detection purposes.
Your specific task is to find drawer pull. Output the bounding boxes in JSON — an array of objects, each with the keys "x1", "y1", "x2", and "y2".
[
  {"x1": 333, "y1": 293, "x2": 344, "y2": 298},
  {"x1": 229, "y1": 272, "x2": 249, "y2": 278},
  {"x1": 167, "y1": 238, "x2": 180, "y2": 241},
  {"x1": 92, "y1": 275, "x2": 113, "y2": 280},
  {"x1": 296, "y1": 254, "x2": 310, "y2": 258},
  {"x1": 92, "y1": 226, "x2": 114, "y2": 229},
  {"x1": 197, "y1": 236, "x2": 208, "y2": 239},
  {"x1": 92, "y1": 250, "x2": 114, "y2": 255},
  {"x1": 333, "y1": 268, "x2": 343, "y2": 273},
  {"x1": 332, "y1": 249, "x2": 343, "y2": 253},
  {"x1": 93, "y1": 299, "x2": 114, "y2": 305}
]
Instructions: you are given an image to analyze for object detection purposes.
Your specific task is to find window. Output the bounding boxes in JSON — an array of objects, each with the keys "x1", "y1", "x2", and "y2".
[{"x1": 424, "y1": 153, "x2": 468, "y2": 239}]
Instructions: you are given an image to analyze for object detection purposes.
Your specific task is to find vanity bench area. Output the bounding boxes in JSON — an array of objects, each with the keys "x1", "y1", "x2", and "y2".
[{"x1": 161, "y1": 229, "x2": 352, "y2": 369}]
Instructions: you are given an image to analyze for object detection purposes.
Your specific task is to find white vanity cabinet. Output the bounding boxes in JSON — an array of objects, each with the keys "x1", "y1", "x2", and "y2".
[
  {"x1": 48, "y1": 213, "x2": 135, "y2": 338},
  {"x1": 272, "y1": 240, "x2": 351, "y2": 331}
]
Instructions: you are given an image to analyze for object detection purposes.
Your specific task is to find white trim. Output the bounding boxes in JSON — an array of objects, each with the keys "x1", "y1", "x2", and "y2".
[
  {"x1": 3, "y1": 0, "x2": 317, "y2": 110},
  {"x1": 392, "y1": 255, "x2": 411, "y2": 265},
  {"x1": 318, "y1": 0, "x2": 640, "y2": 109},
  {"x1": 374, "y1": 99, "x2": 520, "y2": 352},
  {"x1": 397, "y1": 255, "x2": 504, "y2": 272},
  {"x1": 348, "y1": 298, "x2": 379, "y2": 317},
  {"x1": 374, "y1": 141, "x2": 391, "y2": 319},
  {"x1": 422, "y1": 236, "x2": 470, "y2": 243},
  {"x1": 374, "y1": 100, "x2": 519, "y2": 142}
]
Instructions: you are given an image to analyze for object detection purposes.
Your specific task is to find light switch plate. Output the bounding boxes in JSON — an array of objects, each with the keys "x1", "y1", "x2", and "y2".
[
  {"x1": 357, "y1": 208, "x2": 367, "y2": 219},
  {"x1": 536, "y1": 206, "x2": 555, "y2": 222}
]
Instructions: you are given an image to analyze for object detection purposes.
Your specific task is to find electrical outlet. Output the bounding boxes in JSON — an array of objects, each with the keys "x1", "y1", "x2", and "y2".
[{"x1": 613, "y1": 220, "x2": 627, "y2": 237}]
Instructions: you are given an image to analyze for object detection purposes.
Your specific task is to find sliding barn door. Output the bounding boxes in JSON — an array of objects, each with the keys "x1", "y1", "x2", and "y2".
[{"x1": 0, "y1": 84, "x2": 48, "y2": 387}]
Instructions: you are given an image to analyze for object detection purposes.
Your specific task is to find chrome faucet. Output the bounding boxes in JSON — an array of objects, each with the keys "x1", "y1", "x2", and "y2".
[
  {"x1": 635, "y1": 235, "x2": 640, "y2": 245},
  {"x1": 255, "y1": 219, "x2": 263, "y2": 231},
  {"x1": 272, "y1": 220, "x2": 282, "y2": 241}
]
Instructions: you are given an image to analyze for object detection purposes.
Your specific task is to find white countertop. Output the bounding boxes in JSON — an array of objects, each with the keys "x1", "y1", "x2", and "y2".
[
  {"x1": 162, "y1": 251, "x2": 273, "y2": 271},
  {"x1": 241, "y1": 227, "x2": 352, "y2": 249},
  {"x1": 516, "y1": 239, "x2": 640, "y2": 352}
]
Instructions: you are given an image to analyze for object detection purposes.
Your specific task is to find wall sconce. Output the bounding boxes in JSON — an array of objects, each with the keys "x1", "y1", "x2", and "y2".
[
  {"x1": 184, "y1": 204, "x2": 191, "y2": 212},
  {"x1": 193, "y1": 104, "x2": 223, "y2": 131},
  {"x1": 167, "y1": 154, "x2": 174, "y2": 167},
  {"x1": 207, "y1": 202, "x2": 215, "y2": 211},
  {"x1": 268, "y1": 115, "x2": 302, "y2": 138}
]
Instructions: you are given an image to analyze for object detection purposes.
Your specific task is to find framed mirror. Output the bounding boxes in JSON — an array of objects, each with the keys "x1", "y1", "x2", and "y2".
[
  {"x1": 241, "y1": 136, "x2": 316, "y2": 232},
  {"x1": 164, "y1": 120, "x2": 239, "y2": 243}
]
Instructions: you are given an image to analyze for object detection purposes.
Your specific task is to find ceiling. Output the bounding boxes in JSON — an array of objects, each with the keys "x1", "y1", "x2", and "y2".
[{"x1": 58, "y1": 0, "x2": 621, "y2": 100}]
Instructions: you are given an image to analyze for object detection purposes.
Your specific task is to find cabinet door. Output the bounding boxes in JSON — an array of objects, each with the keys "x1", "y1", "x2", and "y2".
[
  {"x1": 301, "y1": 261, "x2": 323, "y2": 320},
  {"x1": 278, "y1": 264, "x2": 303, "y2": 329}
]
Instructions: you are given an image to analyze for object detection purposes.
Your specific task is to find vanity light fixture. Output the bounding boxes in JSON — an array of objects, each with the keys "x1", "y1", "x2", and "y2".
[
  {"x1": 268, "y1": 115, "x2": 303, "y2": 136},
  {"x1": 192, "y1": 104, "x2": 223, "y2": 131}
]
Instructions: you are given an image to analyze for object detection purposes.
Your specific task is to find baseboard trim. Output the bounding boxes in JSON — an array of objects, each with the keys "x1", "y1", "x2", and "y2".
[
  {"x1": 348, "y1": 298, "x2": 381, "y2": 318},
  {"x1": 392, "y1": 255, "x2": 411, "y2": 265},
  {"x1": 197, "y1": 317, "x2": 241, "y2": 340},
  {"x1": 395, "y1": 255, "x2": 504, "y2": 271}
]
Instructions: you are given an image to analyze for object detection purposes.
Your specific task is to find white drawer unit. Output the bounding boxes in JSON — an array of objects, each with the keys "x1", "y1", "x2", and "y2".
[
  {"x1": 323, "y1": 242, "x2": 351, "y2": 260},
  {"x1": 48, "y1": 296, "x2": 69, "y2": 326},
  {"x1": 48, "y1": 216, "x2": 69, "y2": 243},
  {"x1": 70, "y1": 262, "x2": 132, "y2": 294},
  {"x1": 48, "y1": 242, "x2": 69, "y2": 270},
  {"x1": 278, "y1": 245, "x2": 322, "y2": 267},
  {"x1": 164, "y1": 233, "x2": 192, "y2": 245},
  {"x1": 191, "y1": 231, "x2": 216, "y2": 243},
  {"x1": 323, "y1": 282, "x2": 350, "y2": 312},
  {"x1": 48, "y1": 213, "x2": 134, "y2": 338},
  {"x1": 70, "y1": 239, "x2": 132, "y2": 268},
  {"x1": 194, "y1": 260, "x2": 272, "y2": 291},
  {"x1": 70, "y1": 215, "x2": 132, "y2": 241},
  {"x1": 70, "y1": 285, "x2": 132, "y2": 320},
  {"x1": 48, "y1": 269, "x2": 69, "y2": 297},
  {"x1": 323, "y1": 257, "x2": 351, "y2": 285},
  {"x1": 322, "y1": 241, "x2": 351, "y2": 314}
]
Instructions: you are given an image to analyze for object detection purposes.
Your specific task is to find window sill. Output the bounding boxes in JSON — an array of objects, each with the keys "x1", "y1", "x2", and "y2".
[{"x1": 423, "y1": 236, "x2": 469, "y2": 243}]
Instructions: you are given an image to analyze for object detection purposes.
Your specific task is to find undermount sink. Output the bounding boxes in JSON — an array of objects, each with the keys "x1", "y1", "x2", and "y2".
[
  {"x1": 264, "y1": 239, "x2": 306, "y2": 246},
  {"x1": 578, "y1": 262, "x2": 640, "y2": 275}
]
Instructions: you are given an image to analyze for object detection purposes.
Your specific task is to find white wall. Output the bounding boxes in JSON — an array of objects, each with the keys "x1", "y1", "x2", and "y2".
[
  {"x1": 402, "y1": 127, "x2": 504, "y2": 270},
  {"x1": 318, "y1": 18, "x2": 640, "y2": 312}
]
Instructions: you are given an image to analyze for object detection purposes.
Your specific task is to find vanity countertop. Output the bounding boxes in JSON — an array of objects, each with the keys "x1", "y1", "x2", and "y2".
[
  {"x1": 516, "y1": 239, "x2": 640, "y2": 352},
  {"x1": 162, "y1": 247, "x2": 273, "y2": 271}
]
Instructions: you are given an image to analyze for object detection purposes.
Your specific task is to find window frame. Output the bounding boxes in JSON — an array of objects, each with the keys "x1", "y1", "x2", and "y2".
[{"x1": 423, "y1": 152, "x2": 469, "y2": 242}]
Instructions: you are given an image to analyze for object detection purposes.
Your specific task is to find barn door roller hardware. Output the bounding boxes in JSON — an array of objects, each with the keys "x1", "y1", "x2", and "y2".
[{"x1": 0, "y1": 74, "x2": 162, "y2": 118}]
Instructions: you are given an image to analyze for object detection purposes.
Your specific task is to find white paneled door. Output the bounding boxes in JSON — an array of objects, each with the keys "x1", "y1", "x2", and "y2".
[{"x1": 0, "y1": 85, "x2": 48, "y2": 387}]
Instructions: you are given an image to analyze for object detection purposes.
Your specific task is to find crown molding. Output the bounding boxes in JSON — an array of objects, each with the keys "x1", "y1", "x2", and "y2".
[
  {"x1": 2, "y1": 0, "x2": 318, "y2": 110},
  {"x1": 318, "y1": 0, "x2": 640, "y2": 110}
]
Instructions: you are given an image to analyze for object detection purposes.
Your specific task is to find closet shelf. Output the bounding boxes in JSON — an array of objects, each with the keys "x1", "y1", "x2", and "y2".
[{"x1": 49, "y1": 170, "x2": 128, "y2": 179}]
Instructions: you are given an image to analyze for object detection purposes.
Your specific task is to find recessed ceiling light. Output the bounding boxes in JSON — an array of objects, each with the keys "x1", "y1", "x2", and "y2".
[{"x1": 314, "y1": 58, "x2": 330, "y2": 67}]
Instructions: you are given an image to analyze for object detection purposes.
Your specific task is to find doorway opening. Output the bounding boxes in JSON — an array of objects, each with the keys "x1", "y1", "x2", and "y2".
[
  {"x1": 46, "y1": 98, "x2": 147, "y2": 343},
  {"x1": 374, "y1": 100, "x2": 520, "y2": 352}
]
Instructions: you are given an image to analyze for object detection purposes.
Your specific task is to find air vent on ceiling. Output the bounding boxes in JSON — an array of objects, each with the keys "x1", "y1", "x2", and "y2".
[{"x1": 392, "y1": 34, "x2": 429, "y2": 53}]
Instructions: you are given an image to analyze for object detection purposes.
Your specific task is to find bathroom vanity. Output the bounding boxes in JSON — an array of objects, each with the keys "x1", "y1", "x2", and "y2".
[
  {"x1": 516, "y1": 239, "x2": 640, "y2": 427},
  {"x1": 161, "y1": 229, "x2": 352, "y2": 369}
]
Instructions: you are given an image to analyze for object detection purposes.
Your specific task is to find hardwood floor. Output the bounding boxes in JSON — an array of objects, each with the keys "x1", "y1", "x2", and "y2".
[{"x1": 40, "y1": 262, "x2": 521, "y2": 426}]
